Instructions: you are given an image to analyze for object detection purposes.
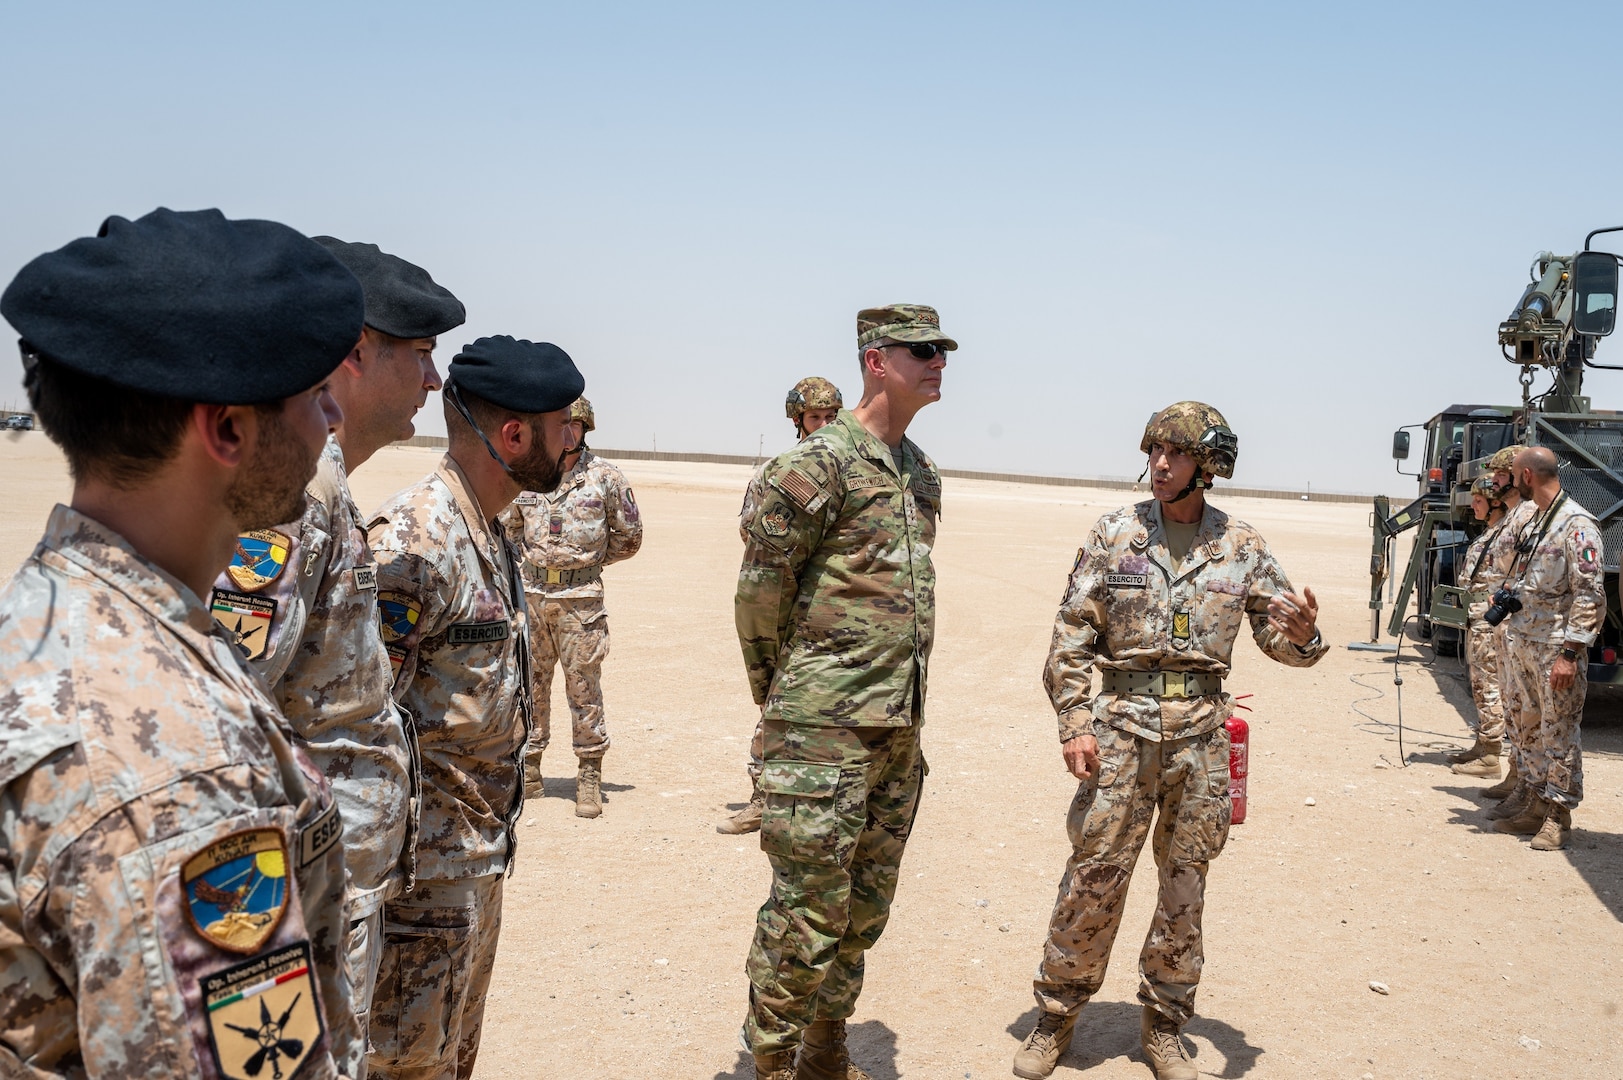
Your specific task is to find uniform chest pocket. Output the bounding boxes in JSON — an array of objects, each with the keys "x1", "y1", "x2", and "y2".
[{"x1": 759, "y1": 761, "x2": 849, "y2": 867}]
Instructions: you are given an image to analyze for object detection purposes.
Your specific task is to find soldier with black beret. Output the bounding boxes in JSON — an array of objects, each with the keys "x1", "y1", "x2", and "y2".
[
  {"x1": 0, "y1": 207, "x2": 365, "y2": 1077},
  {"x1": 365, "y1": 335, "x2": 584, "y2": 1079},
  {"x1": 208, "y1": 236, "x2": 466, "y2": 1076}
]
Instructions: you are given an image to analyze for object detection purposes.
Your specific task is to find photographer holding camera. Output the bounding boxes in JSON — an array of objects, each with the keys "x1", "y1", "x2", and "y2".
[{"x1": 1491, "y1": 446, "x2": 1604, "y2": 851}]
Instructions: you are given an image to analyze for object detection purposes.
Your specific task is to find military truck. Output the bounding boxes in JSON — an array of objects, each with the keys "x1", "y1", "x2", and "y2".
[{"x1": 1365, "y1": 230, "x2": 1623, "y2": 681}]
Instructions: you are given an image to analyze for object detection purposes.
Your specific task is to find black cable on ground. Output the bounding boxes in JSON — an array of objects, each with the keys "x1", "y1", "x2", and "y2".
[{"x1": 1348, "y1": 613, "x2": 1472, "y2": 767}]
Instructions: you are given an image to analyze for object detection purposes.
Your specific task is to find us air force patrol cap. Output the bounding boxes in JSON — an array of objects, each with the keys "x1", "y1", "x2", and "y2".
[
  {"x1": 449, "y1": 335, "x2": 585, "y2": 414},
  {"x1": 0, "y1": 207, "x2": 364, "y2": 404},
  {"x1": 312, "y1": 237, "x2": 466, "y2": 339},
  {"x1": 856, "y1": 303, "x2": 958, "y2": 350}
]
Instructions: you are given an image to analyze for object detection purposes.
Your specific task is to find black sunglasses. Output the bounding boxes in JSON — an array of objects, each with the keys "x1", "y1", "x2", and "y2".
[{"x1": 881, "y1": 342, "x2": 949, "y2": 360}]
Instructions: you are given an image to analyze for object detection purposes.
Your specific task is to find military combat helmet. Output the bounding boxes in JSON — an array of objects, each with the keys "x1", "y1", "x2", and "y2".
[
  {"x1": 785, "y1": 377, "x2": 842, "y2": 421},
  {"x1": 1140, "y1": 401, "x2": 1238, "y2": 479},
  {"x1": 1486, "y1": 445, "x2": 1519, "y2": 473},
  {"x1": 569, "y1": 396, "x2": 595, "y2": 433},
  {"x1": 1472, "y1": 474, "x2": 1507, "y2": 503}
]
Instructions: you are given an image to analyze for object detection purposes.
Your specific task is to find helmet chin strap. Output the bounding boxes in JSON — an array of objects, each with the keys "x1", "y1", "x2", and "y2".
[{"x1": 1142, "y1": 456, "x2": 1210, "y2": 503}]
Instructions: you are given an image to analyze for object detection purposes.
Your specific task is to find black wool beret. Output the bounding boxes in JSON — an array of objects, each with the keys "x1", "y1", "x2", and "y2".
[
  {"x1": 312, "y1": 237, "x2": 466, "y2": 339},
  {"x1": 450, "y1": 336, "x2": 585, "y2": 414},
  {"x1": 0, "y1": 207, "x2": 364, "y2": 405}
]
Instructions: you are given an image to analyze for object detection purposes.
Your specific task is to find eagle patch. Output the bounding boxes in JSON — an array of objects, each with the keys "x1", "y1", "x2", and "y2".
[
  {"x1": 226, "y1": 530, "x2": 292, "y2": 593},
  {"x1": 183, "y1": 829, "x2": 290, "y2": 955}
]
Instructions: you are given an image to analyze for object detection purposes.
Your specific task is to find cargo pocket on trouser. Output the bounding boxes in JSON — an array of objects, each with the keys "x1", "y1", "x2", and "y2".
[
  {"x1": 370, "y1": 918, "x2": 473, "y2": 1069},
  {"x1": 746, "y1": 900, "x2": 793, "y2": 988},
  {"x1": 1168, "y1": 765, "x2": 1233, "y2": 865},
  {"x1": 759, "y1": 761, "x2": 846, "y2": 866},
  {"x1": 1068, "y1": 726, "x2": 1130, "y2": 853}
]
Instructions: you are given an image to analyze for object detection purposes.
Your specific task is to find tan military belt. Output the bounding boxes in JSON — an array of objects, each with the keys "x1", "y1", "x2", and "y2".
[
  {"x1": 526, "y1": 562, "x2": 602, "y2": 587},
  {"x1": 1100, "y1": 669, "x2": 1223, "y2": 699}
]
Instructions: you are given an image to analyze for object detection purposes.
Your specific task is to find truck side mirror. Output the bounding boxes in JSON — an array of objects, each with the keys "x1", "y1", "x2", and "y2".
[
  {"x1": 1392, "y1": 430, "x2": 1411, "y2": 460},
  {"x1": 1573, "y1": 250, "x2": 1618, "y2": 337}
]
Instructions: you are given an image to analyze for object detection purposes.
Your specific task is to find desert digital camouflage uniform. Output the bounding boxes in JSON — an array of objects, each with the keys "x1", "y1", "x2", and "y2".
[
  {"x1": 500, "y1": 448, "x2": 642, "y2": 763},
  {"x1": 1486, "y1": 497, "x2": 1537, "y2": 777},
  {"x1": 736, "y1": 408, "x2": 939, "y2": 1055},
  {"x1": 211, "y1": 434, "x2": 414, "y2": 1071},
  {"x1": 1500, "y1": 493, "x2": 1604, "y2": 810},
  {"x1": 1460, "y1": 518, "x2": 1511, "y2": 743},
  {"x1": 1033, "y1": 498, "x2": 1327, "y2": 1027},
  {"x1": 0, "y1": 506, "x2": 359, "y2": 1078},
  {"x1": 365, "y1": 455, "x2": 531, "y2": 1080}
]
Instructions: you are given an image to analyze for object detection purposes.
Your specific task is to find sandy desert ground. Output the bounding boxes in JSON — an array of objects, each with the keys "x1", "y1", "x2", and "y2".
[{"x1": 3, "y1": 429, "x2": 1620, "y2": 1080}]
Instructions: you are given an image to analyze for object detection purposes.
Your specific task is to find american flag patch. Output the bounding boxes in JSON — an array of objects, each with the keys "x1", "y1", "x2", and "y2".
[{"x1": 775, "y1": 469, "x2": 825, "y2": 512}]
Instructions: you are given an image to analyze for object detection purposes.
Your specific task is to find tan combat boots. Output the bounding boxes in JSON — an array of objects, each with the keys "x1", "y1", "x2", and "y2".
[
  {"x1": 717, "y1": 784, "x2": 765, "y2": 834},
  {"x1": 1012, "y1": 1011, "x2": 1077, "y2": 1079},
  {"x1": 1140, "y1": 1008, "x2": 1198, "y2": 1080},
  {"x1": 1449, "y1": 737, "x2": 1501, "y2": 778},
  {"x1": 753, "y1": 1050, "x2": 795, "y2": 1080},
  {"x1": 798, "y1": 1019, "x2": 872, "y2": 1080},
  {"x1": 576, "y1": 756, "x2": 603, "y2": 818}
]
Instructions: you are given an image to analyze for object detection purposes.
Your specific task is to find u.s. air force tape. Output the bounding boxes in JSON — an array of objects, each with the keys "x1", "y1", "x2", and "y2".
[
  {"x1": 447, "y1": 620, "x2": 510, "y2": 644},
  {"x1": 1106, "y1": 573, "x2": 1147, "y2": 588}
]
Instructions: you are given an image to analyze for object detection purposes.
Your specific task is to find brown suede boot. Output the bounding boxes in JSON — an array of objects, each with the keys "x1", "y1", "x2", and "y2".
[
  {"x1": 1531, "y1": 803, "x2": 1573, "y2": 851},
  {"x1": 523, "y1": 750, "x2": 543, "y2": 799},
  {"x1": 1012, "y1": 1011, "x2": 1078, "y2": 1079},
  {"x1": 797, "y1": 1019, "x2": 871, "y2": 1080},
  {"x1": 717, "y1": 783, "x2": 765, "y2": 834},
  {"x1": 575, "y1": 757, "x2": 603, "y2": 819},
  {"x1": 753, "y1": 1050, "x2": 796, "y2": 1080},
  {"x1": 1481, "y1": 759, "x2": 1521, "y2": 800},
  {"x1": 1486, "y1": 782, "x2": 1531, "y2": 821},
  {"x1": 1450, "y1": 738, "x2": 1501, "y2": 778},
  {"x1": 1494, "y1": 794, "x2": 1548, "y2": 835},
  {"x1": 1140, "y1": 1008, "x2": 1197, "y2": 1080}
]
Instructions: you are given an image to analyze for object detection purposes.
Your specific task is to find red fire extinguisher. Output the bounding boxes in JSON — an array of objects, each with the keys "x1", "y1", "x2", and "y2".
[{"x1": 1226, "y1": 695, "x2": 1252, "y2": 825}]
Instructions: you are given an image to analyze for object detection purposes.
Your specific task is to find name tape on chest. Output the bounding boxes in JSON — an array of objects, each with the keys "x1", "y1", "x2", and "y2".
[
  {"x1": 447, "y1": 620, "x2": 511, "y2": 645},
  {"x1": 352, "y1": 565, "x2": 377, "y2": 592},
  {"x1": 298, "y1": 800, "x2": 342, "y2": 868},
  {"x1": 1106, "y1": 573, "x2": 1148, "y2": 588}
]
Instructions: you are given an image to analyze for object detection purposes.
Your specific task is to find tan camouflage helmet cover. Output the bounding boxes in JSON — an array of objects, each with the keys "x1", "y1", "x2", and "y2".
[
  {"x1": 1140, "y1": 400, "x2": 1239, "y2": 478},
  {"x1": 1472, "y1": 473, "x2": 1507, "y2": 503},
  {"x1": 785, "y1": 377, "x2": 843, "y2": 420},
  {"x1": 1486, "y1": 445, "x2": 1520, "y2": 473},
  {"x1": 856, "y1": 304, "x2": 959, "y2": 350},
  {"x1": 568, "y1": 396, "x2": 595, "y2": 433}
]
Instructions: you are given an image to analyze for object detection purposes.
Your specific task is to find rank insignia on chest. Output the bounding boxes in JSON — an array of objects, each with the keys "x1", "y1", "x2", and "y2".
[
  {"x1": 183, "y1": 829, "x2": 290, "y2": 954},
  {"x1": 210, "y1": 590, "x2": 278, "y2": 662},
  {"x1": 202, "y1": 940, "x2": 324, "y2": 1080},
  {"x1": 1172, "y1": 611, "x2": 1191, "y2": 642},
  {"x1": 550, "y1": 513, "x2": 563, "y2": 536},
  {"x1": 1106, "y1": 573, "x2": 1147, "y2": 588},
  {"x1": 226, "y1": 530, "x2": 292, "y2": 593},
  {"x1": 378, "y1": 591, "x2": 421, "y2": 643}
]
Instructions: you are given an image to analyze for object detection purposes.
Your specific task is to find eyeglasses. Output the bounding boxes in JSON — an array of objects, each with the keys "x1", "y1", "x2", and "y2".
[{"x1": 880, "y1": 342, "x2": 949, "y2": 360}]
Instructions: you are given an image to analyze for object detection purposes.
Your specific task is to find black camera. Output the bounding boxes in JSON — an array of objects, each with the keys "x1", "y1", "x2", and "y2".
[{"x1": 1482, "y1": 586, "x2": 1523, "y2": 627}]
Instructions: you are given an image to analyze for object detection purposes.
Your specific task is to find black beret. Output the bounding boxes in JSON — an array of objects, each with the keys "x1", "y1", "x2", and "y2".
[
  {"x1": 450, "y1": 336, "x2": 584, "y2": 414},
  {"x1": 312, "y1": 237, "x2": 465, "y2": 339},
  {"x1": 0, "y1": 207, "x2": 363, "y2": 405}
]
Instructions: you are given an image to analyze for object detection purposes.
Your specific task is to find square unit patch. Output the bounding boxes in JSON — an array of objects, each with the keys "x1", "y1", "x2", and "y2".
[
  {"x1": 202, "y1": 940, "x2": 325, "y2": 1080},
  {"x1": 210, "y1": 590, "x2": 277, "y2": 662}
]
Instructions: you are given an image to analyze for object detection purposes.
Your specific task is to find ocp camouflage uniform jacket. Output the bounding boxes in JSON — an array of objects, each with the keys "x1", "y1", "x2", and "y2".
[
  {"x1": 736, "y1": 409, "x2": 940, "y2": 727},
  {"x1": 1046, "y1": 499, "x2": 1329, "y2": 744},
  {"x1": 213, "y1": 436, "x2": 413, "y2": 916},
  {"x1": 1503, "y1": 492, "x2": 1605, "y2": 646},
  {"x1": 0, "y1": 507, "x2": 358, "y2": 1078},
  {"x1": 738, "y1": 461, "x2": 768, "y2": 543},
  {"x1": 368, "y1": 455, "x2": 531, "y2": 882},
  {"x1": 499, "y1": 449, "x2": 643, "y2": 600}
]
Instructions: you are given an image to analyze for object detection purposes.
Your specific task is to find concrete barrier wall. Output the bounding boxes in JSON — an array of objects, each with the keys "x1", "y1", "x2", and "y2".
[{"x1": 393, "y1": 437, "x2": 1377, "y2": 504}]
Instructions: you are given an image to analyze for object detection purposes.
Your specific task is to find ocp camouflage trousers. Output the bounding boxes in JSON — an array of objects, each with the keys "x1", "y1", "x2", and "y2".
[
  {"x1": 368, "y1": 874, "x2": 505, "y2": 1080},
  {"x1": 743, "y1": 721, "x2": 926, "y2": 1055},
  {"x1": 524, "y1": 593, "x2": 610, "y2": 761},
  {"x1": 1501, "y1": 631, "x2": 1585, "y2": 809},
  {"x1": 1032, "y1": 723, "x2": 1232, "y2": 1027},
  {"x1": 1466, "y1": 613, "x2": 1505, "y2": 741}
]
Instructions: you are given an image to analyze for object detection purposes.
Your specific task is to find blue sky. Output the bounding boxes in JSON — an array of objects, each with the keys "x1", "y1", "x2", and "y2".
[{"x1": 4, "y1": 2, "x2": 1621, "y2": 495}]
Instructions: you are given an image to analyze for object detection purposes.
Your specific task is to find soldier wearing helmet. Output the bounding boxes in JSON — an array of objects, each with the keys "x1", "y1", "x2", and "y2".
[
  {"x1": 1450, "y1": 476, "x2": 1514, "y2": 781},
  {"x1": 718, "y1": 376, "x2": 846, "y2": 836},
  {"x1": 1013, "y1": 401, "x2": 1326, "y2": 1080},
  {"x1": 1473, "y1": 444, "x2": 1537, "y2": 805},
  {"x1": 501, "y1": 394, "x2": 644, "y2": 818}
]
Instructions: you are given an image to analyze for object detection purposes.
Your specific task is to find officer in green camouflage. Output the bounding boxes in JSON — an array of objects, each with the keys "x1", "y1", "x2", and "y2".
[
  {"x1": 719, "y1": 375, "x2": 844, "y2": 835},
  {"x1": 1013, "y1": 402, "x2": 1326, "y2": 1080},
  {"x1": 735, "y1": 306, "x2": 953, "y2": 1080}
]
